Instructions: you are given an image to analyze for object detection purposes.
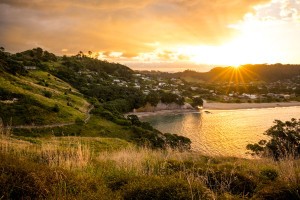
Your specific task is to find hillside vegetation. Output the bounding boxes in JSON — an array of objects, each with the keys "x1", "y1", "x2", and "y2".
[
  {"x1": 0, "y1": 69, "x2": 89, "y2": 126},
  {"x1": 1, "y1": 132, "x2": 299, "y2": 199},
  {"x1": 0, "y1": 47, "x2": 191, "y2": 149},
  {"x1": 1, "y1": 48, "x2": 300, "y2": 199}
]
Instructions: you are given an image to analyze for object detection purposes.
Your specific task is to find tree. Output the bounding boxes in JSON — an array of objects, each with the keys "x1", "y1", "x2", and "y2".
[
  {"x1": 192, "y1": 97, "x2": 203, "y2": 108},
  {"x1": 127, "y1": 115, "x2": 141, "y2": 126},
  {"x1": 160, "y1": 92, "x2": 184, "y2": 105},
  {"x1": 77, "y1": 51, "x2": 84, "y2": 58},
  {"x1": 7, "y1": 59, "x2": 26, "y2": 75},
  {"x1": 34, "y1": 47, "x2": 43, "y2": 59},
  {"x1": 88, "y1": 51, "x2": 92, "y2": 58},
  {"x1": 146, "y1": 91, "x2": 160, "y2": 106},
  {"x1": 247, "y1": 118, "x2": 300, "y2": 160}
]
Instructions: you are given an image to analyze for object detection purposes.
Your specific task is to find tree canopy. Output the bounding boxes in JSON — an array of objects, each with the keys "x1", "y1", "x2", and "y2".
[{"x1": 247, "y1": 118, "x2": 300, "y2": 160}]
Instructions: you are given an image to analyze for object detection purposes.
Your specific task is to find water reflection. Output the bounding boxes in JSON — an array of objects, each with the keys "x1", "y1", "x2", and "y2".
[{"x1": 142, "y1": 107, "x2": 300, "y2": 158}]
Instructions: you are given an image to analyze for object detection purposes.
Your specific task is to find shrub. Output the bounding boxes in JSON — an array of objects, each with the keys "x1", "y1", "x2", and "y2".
[
  {"x1": 164, "y1": 133, "x2": 191, "y2": 150},
  {"x1": 43, "y1": 90, "x2": 52, "y2": 98},
  {"x1": 120, "y1": 176, "x2": 212, "y2": 200},
  {"x1": 52, "y1": 104, "x2": 60, "y2": 112},
  {"x1": 75, "y1": 117, "x2": 85, "y2": 125},
  {"x1": 67, "y1": 101, "x2": 73, "y2": 107},
  {"x1": 114, "y1": 118, "x2": 131, "y2": 126},
  {"x1": 99, "y1": 110, "x2": 115, "y2": 121},
  {"x1": 260, "y1": 168, "x2": 279, "y2": 181},
  {"x1": 205, "y1": 169, "x2": 257, "y2": 197},
  {"x1": 127, "y1": 115, "x2": 141, "y2": 126},
  {"x1": 255, "y1": 184, "x2": 300, "y2": 200}
]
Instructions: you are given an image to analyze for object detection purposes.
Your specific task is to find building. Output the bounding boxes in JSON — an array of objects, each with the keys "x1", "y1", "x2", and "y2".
[{"x1": 24, "y1": 66, "x2": 37, "y2": 70}]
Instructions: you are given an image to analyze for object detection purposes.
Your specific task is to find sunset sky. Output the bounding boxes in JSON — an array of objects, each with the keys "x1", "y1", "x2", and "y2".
[{"x1": 1, "y1": 0, "x2": 300, "y2": 70}]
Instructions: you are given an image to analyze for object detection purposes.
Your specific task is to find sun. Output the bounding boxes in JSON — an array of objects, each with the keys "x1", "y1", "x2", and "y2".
[
  {"x1": 173, "y1": 17, "x2": 286, "y2": 66},
  {"x1": 176, "y1": 45, "x2": 245, "y2": 67}
]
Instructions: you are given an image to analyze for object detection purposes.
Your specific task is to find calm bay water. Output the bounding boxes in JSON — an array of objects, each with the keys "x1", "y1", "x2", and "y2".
[{"x1": 142, "y1": 107, "x2": 300, "y2": 158}]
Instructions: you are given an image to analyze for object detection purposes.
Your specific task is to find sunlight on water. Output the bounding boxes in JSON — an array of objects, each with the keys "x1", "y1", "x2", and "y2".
[{"x1": 142, "y1": 107, "x2": 300, "y2": 158}]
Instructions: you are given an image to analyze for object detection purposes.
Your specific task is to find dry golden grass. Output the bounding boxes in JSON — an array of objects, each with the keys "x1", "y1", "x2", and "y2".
[{"x1": 1, "y1": 120, "x2": 300, "y2": 199}]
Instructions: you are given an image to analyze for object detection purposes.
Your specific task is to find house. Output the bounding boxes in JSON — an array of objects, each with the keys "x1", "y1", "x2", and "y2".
[
  {"x1": 279, "y1": 94, "x2": 291, "y2": 100},
  {"x1": 24, "y1": 66, "x2": 37, "y2": 70},
  {"x1": 143, "y1": 90, "x2": 150, "y2": 95}
]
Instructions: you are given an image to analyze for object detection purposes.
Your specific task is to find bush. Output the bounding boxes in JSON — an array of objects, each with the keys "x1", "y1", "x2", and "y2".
[
  {"x1": 205, "y1": 169, "x2": 257, "y2": 197},
  {"x1": 120, "y1": 176, "x2": 212, "y2": 200},
  {"x1": 114, "y1": 118, "x2": 131, "y2": 126},
  {"x1": 127, "y1": 115, "x2": 141, "y2": 126},
  {"x1": 260, "y1": 168, "x2": 278, "y2": 181},
  {"x1": 75, "y1": 117, "x2": 85, "y2": 125},
  {"x1": 43, "y1": 90, "x2": 52, "y2": 98},
  {"x1": 52, "y1": 104, "x2": 60, "y2": 112},
  {"x1": 99, "y1": 110, "x2": 116, "y2": 121},
  {"x1": 164, "y1": 133, "x2": 191, "y2": 150},
  {"x1": 255, "y1": 184, "x2": 300, "y2": 200}
]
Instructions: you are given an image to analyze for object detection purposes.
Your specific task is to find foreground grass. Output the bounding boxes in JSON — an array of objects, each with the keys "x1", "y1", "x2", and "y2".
[{"x1": 1, "y1": 133, "x2": 300, "y2": 199}]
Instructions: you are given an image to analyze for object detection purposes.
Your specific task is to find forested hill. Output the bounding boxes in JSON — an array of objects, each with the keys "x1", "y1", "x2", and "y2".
[
  {"x1": 0, "y1": 47, "x2": 191, "y2": 149},
  {"x1": 0, "y1": 47, "x2": 141, "y2": 126},
  {"x1": 173, "y1": 64, "x2": 300, "y2": 83}
]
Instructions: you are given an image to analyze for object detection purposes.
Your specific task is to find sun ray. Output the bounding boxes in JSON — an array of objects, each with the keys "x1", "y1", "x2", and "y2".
[{"x1": 211, "y1": 67, "x2": 233, "y2": 82}]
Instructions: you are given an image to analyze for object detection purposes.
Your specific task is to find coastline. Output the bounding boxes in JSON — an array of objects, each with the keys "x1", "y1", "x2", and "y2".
[
  {"x1": 127, "y1": 101, "x2": 300, "y2": 118},
  {"x1": 126, "y1": 109, "x2": 197, "y2": 118},
  {"x1": 204, "y1": 101, "x2": 300, "y2": 110}
]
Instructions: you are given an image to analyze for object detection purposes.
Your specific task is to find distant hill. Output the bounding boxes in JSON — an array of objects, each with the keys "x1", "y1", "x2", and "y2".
[{"x1": 173, "y1": 64, "x2": 300, "y2": 83}]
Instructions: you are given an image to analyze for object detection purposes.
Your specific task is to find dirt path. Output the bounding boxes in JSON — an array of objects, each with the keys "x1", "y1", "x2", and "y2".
[{"x1": 8, "y1": 105, "x2": 94, "y2": 130}]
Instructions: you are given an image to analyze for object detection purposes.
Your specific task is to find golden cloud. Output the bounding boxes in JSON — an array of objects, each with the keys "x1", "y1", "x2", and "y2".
[{"x1": 0, "y1": 0, "x2": 271, "y2": 57}]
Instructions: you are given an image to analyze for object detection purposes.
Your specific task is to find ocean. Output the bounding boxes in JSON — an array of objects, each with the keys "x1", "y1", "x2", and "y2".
[{"x1": 142, "y1": 106, "x2": 300, "y2": 158}]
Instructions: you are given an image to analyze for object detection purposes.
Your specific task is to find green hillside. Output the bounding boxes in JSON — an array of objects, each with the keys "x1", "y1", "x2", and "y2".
[
  {"x1": 0, "y1": 48, "x2": 191, "y2": 150},
  {"x1": 0, "y1": 69, "x2": 89, "y2": 126}
]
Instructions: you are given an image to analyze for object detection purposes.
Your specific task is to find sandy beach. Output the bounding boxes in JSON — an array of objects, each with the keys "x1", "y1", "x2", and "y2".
[
  {"x1": 127, "y1": 101, "x2": 300, "y2": 118},
  {"x1": 126, "y1": 109, "x2": 197, "y2": 118},
  {"x1": 204, "y1": 101, "x2": 300, "y2": 110}
]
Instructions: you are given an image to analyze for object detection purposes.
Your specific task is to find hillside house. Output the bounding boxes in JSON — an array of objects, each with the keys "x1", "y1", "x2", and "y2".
[{"x1": 24, "y1": 66, "x2": 37, "y2": 70}]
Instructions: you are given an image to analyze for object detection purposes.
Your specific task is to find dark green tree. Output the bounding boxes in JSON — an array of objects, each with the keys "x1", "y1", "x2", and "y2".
[
  {"x1": 247, "y1": 118, "x2": 300, "y2": 160},
  {"x1": 192, "y1": 97, "x2": 203, "y2": 108},
  {"x1": 146, "y1": 91, "x2": 160, "y2": 106},
  {"x1": 127, "y1": 115, "x2": 141, "y2": 126}
]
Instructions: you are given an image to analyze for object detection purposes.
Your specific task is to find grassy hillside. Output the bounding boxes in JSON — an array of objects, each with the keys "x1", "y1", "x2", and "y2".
[
  {"x1": 0, "y1": 48, "x2": 191, "y2": 150},
  {"x1": 1, "y1": 133, "x2": 299, "y2": 199},
  {"x1": 0, "y1": 69, "x2": 89, "y2": 126}
]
